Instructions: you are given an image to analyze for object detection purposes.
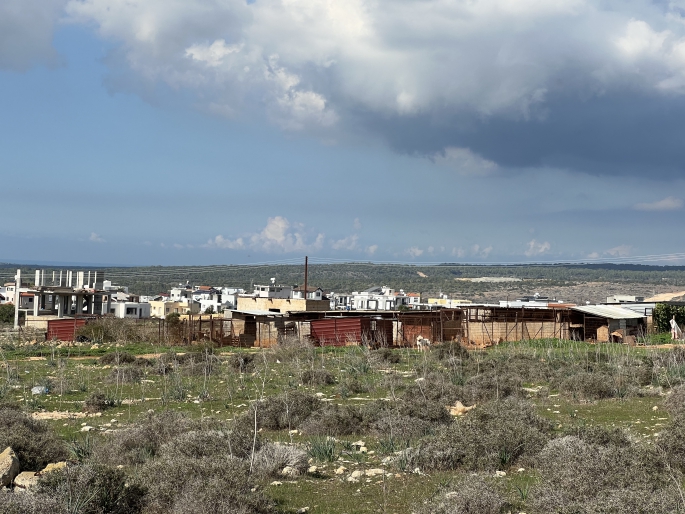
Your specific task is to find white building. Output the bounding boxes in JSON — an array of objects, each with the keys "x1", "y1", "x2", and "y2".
[
  {"x1": 108, "y1": 302, "x2": 151, "y2": 319},
  {"x1": 332, "y1": 286, "x2": 418, "y2": 311}
]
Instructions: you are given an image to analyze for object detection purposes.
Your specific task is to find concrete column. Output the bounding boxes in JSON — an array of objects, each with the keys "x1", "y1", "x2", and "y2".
[
  {"x1": 33, "y1": 294, "x2": 39, "y2": 316},
  {"x1": 57, "y1": 295, "x2": 64, "y2": 318},
  {"x1": 13, "y1": 269, "x2": 20, "y2": 329}
]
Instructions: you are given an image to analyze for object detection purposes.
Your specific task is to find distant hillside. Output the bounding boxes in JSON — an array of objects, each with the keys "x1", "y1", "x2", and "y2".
[{"x1": 2, "y1": 262, "x2": 685, "y2": 297}]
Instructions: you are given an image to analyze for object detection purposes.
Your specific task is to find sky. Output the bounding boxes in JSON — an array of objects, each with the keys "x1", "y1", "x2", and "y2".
[{"x1": 2, "y1": 0, "x2": 685, "y2": 266}]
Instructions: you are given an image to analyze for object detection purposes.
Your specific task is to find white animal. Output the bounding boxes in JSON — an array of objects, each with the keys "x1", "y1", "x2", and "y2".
[{"x1": 416, "y1": 335, "x2": 431, "y2": 350}]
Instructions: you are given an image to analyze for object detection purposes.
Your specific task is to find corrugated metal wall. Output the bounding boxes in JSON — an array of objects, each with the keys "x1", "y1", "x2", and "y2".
[
  {"x1": 47, "y1": 319, "x2": 87, "y2": 341},
  {"x1": 311, "y1": 318, "x2": 363, "y2": 346}
]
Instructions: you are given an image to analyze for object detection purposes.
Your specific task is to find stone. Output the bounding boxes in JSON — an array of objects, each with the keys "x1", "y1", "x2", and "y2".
[
  {"x1": 297, "y1": 508, "x2": 310, "y2": 514},
  {"x1": 80, "y1": 426, "x2": 94, "y2": 432},
  {"x1": 307, "y1": 466, "x2": 318, "y2": 473},
  {"x1": 334, "y1": 466, "x2": 347, "y2": 475},
  {"x1": 352, "y1": 440, "x2": 365, "y2": 450},
  {"x1": 289, "y1": 429, "x2": 299, "y2": 435},
  {"x1": 0, "y1": 447, "x2": 20, "y2": 487},
  {"x1": 495, "y1": 470, "x2": 506, "y2": 477},
  {"x1": 40, "y1": 462, "x2": 66, "y2": 475},
  {"x1": 13, "y1": 471, "x2": 39, "y2": 491},
  {"x1": 350, "y1": 470, "x2": 363, "y2": 479},
  {"x1": 365, "y1": 468, "x2": 385, "y2": 477},
  {"x1": 270, "y1": 481, "x2": 282, "y2": 486},
  {"x1": 381, "y1": 457, "x2": 393, "y2": 464},
  {"x1": 346, "y1": 476, "x2": 359, "y2": 483},
  {"x1": 31, "y1": 386, "x2": 48, "y2": 395},
  {"x1": 653, "y1": 406, "x2": 659, "y2": 411},
  {"x1": 359, "y1": 446, "x2": 368, "y2": 454},
  {"x1": 281, "y1": 466, "x2": 298, "y2": 477}
]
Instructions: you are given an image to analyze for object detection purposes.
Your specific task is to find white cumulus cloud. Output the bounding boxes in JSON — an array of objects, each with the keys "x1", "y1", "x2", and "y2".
[
  {"x1": 524, "y1": 239, "x2": 551, "y2": 257},
  {"x1": 206, "y1": 216, "x2": 324, "y2": 253},
  {"x1": 89, "y1": 232, "x2": 105, "y2": 243},
  {"x1": 634, "y1": 196, "x2": 684, "y2": 211}
]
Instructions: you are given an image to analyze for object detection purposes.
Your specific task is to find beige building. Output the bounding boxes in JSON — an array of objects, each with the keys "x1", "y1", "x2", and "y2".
[{"x1": 149, "y1": 300, "x2": 200, "y2": 318}]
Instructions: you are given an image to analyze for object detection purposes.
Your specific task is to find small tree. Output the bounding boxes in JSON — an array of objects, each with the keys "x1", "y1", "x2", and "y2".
[{"x1": 0, "y1": 304, "x2": 21, "y2": 324}]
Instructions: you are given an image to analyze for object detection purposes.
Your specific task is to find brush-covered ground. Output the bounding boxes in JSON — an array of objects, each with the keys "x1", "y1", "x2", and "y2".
[{"x1": 2, "y1": 328, "x2": 685, "y2": 513}]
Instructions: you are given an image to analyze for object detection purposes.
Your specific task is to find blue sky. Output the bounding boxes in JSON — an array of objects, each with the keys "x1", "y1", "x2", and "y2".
[{"x1": 2, "y1": 0, "x2": 685, "y2": 266}]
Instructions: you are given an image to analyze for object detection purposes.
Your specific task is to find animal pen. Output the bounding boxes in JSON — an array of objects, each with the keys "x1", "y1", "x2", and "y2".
[{"x1": 463, "y1": 307, "x2": 572, "y2": 346}]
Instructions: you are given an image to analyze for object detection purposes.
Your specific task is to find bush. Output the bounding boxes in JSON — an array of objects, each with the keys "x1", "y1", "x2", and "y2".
[
  {"x1": 371, "y1": 414, "x2": 434, "y2": 442},
  {"x1": 0, "y1": 488, "x2": 60, "y2": 514},
  {"x1": 83, "y1": 391, "x2": 121, "y2": 412},
  {"x1": 433, "y1": 341, "x2": 470, "y2": 362},
  {"x1": 0, "y1": 406, "x2": 68, "y2": 470},
  {"x1": 372, "y1": 348, "x2": 402, "y2": 364},
  {"x1": 92, "y1": 411, "x2": 201, "y2": 465},
  {"x1": 254, "y1": 391, "x2": 321, "y2": 431},
  {"x1": 562, "y1": 424, "x2": 630, "y2": 448},
  {"x1": 407, "y1": 398, "x2": 551, "y2": 471},
  {"x1": 416, "y1": 475, "x2": 507, "y2": 514},
  {"x1": 37, "y1": 463, "x2": 145, "y2": 514},
  {"x1": 99, "y1": 351, "x2": 137, "y2": 365},
  {"x1": 252, "y1": 442, "x2": 308, "y2": 476},
  {"x1": 664, "y1": 385, "x2": 685, "y2": 417},
  {"x1": 106, "y1": 365, "x2": 144, "y2": 384},
  {"x1": 228, "y1": 352, "x2": 256, "y2": 373},
  {"x1": 301, "y1": 368, "x2": 335, "y2": 386},
  {"x1": 138, "y1": 454, "x2": 274, "y2": 514},
  {"x1": 530, "y1": 436, "x2": 682, "y2": 514},
  {"x1": 556, "y1": 371, "x2": 617, "y2": 400},
  {"x1": 655, "y1": 413, "x2": 685, "y2": 473},
  {"x1": 461, "y1": 371, "x2": 523, "y2": 404},
  {"x1": 299, "y1": 404, "x2": 366, "y2": 436}
]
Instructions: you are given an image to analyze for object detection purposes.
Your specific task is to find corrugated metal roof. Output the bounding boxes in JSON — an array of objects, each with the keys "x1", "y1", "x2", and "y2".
[{"x1": 572, "y1": 305, "x2": 646, "y2": 319}]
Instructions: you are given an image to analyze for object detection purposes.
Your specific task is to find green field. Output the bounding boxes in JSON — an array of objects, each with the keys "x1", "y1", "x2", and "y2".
[{"x1": 2, "y1": 333, "x2": 685, "y2": 513}]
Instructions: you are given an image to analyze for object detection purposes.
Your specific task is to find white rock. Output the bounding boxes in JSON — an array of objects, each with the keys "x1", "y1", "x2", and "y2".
[
  {"x1": 307, "y1": 466, "x2": 318, "y2": 473},
  {"x1": 350, "y1": 470, "x2": 364, "y2": 479},
  {"x1": 334, "y1": 466, "x2": 347, "y2": 475},
  {"x1": 495, "y1": 470, "x2": 507, "y2": 477},
  {"x1": 365, "y1": 468, "x2": 385, "y2": 477},
  {"x1": 359, "y1": 446, "x2": 368, "y2": 454},
  {"x1": 80, "y1": 426, "x2": 94, "y2": 432},
  {"x1": 281, "y1": 466, "x2": 298, "y2": 477},
  {"x1": 0, "y1": 447, "x2": 20, "y2": 487},
  {"x1": 270, "y1": 481, "x2": 282, "y2": 486},
  {"x1": 346, "y1": 476, "x2": 359, "y2": 483},
  {"x1": 297, "y1": 508, "x2": 310, "y2": 514}
]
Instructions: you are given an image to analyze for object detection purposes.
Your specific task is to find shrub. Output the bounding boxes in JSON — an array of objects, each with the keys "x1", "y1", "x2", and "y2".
[
  {"x1": 557, "y1": 371, "x2": 616, "y2": 400},
  {"x1": 37, "y1": 463, "x2": 146, "y2": 514},
  {"x1": 92, "y1": 411, "x2": 201, "y2": 465},
  {"x1": 415, "y1": 475, "x2": 507, "y2": 514},
  {"x1": 562, "y1": 424, "x2": 630, "y2": 448},
  {"x1": 299, "y1": 404, "x2": 366, "y2": 436},
  {"x1": 254, "y1": 391, "x2": 321, "y2": 431},
  {"x1": 664, "y1": 385, "x2": 685, "y2": 417},
  {"x1": 337, "y1": 377, "x2": 369, "y2": 397},
  {"x1": 0, "y1": 406, "x2": 68, "y2": 470},
  {"x1": 461, "y1": 371, "x2": 523, "y2": 404},
  {"x1": 407, "y1": 398, "x2": 551, "y2": 471},
  {"x1": 655, "y1": 413, "x2": 685, "y2": 473},
  {"x1": 397, "y1": 396, "x2": 452, "y2": 424},
  {"x1": 433, "y1": 341, "x2": 470, "y2": 362},
  {"x1": 228, "y1": 352, "x2": 256, "y2": 373},
  {"x1": 106, "y1": 365, "x2": 144, "y2": 384},
  {"x1": 301, "y1": 368, "x2": 335, "y2": 386},
  {"x1": 371, "y1": 414, "x2": 434, "y2": 442},
  {"x1": 83, "y1": 391, "x2": 121, "y2": 412},
  {"x1": 530, "y1": 436, "x2": 682, "y2": 514},
  {"x1": 99, "y1": 351, "x2": 137, "y2": 365},
  {"x1": 0, "y1": 487, "x2": 61, "y2": 514},
  {"x1": 252, "y1": 442, "x2": 308, "y2": 476},
  {"x1": 138, "y1": 454, "x2": 274, "y2": 514},
  {"x1": 372, "y1": 348, "x2": 402, "y2": 364}
]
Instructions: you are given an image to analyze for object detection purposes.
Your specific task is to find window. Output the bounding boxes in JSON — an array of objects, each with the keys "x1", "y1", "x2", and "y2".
[{"x1": 126, "y1": 307, "x2": 137, "y2": 315}]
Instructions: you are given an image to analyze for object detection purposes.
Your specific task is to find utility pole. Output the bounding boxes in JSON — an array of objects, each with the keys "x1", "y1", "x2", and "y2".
[
  {"x1": 13, "y1": 269, "x2": 20, "y2": 329},
  {"x1": 303, "y1": 256, "x2": 308, "y2": 303}
]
